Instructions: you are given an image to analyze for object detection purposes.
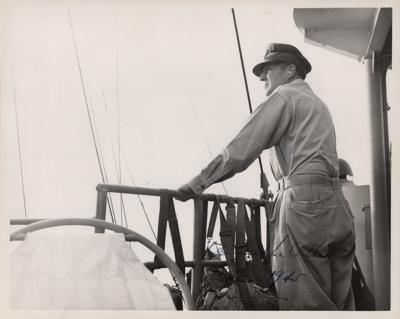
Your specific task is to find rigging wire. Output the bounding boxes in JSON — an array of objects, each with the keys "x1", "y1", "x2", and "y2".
[
  {"x1": 12, "y1": 69, "x2": 28, "y2": 218},
  {"x1": 101, "y1": 90, "x2": 129, "y2": 227},
  {"x1": 126, "y1": 166, "x2": 157, "y2": 241},
  {"x1": 120, "y1": 192, "x2": 129, "y2": 228},
  {"x1": 114, "y1": 19, "x2": 125, "y2": 227},
  {"x1": 87, "y1": 95, "x2": 117, "y2": 223},
  {"x1": 126, "y1": 165, "x2": 178, "y2": 286},
  {"x1": 68, "y1": 9, "x2": 116, "y2": 221},
  {"x1": 101, "y1": 91, "x2": 120, "y2": 181},
  {"x1": 115, "y1": 33, "x2": 121, "y2": 184},
  {"x1": 181, "y1": 80, "x2": 229, "y2": 195},
  {"x1": 107, "y1": 9, "x2": 154, "y2": 239}
]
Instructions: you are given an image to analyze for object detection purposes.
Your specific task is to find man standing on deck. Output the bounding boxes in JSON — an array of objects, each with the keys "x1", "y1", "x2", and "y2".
[{"x1": 178, "y1": 43, "x2": 355, "y2": 310}]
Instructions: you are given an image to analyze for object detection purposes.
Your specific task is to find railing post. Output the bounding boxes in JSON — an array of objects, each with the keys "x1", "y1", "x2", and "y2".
[
  {"x1": 191, "y1": 199, "x2": 208, "y2": 303},
  {"x1": 95, "y1": 189, "x2": 108, "y2": 233}
]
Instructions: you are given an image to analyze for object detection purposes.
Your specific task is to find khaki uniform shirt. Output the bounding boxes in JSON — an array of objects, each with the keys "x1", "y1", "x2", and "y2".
[{"x1": 188, "y1": 79, "x2": 339, "y2": 194}]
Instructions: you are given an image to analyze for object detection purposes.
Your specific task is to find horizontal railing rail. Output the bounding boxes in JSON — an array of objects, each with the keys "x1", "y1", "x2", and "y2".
[{"x1": 96, "y1": 183, "x2": 267, "y2": 205}]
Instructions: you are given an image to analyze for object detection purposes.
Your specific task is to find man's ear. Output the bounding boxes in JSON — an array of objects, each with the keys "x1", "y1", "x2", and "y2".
[{"x1": 287, "y1": 64, "x2": 296, "y2": 78}]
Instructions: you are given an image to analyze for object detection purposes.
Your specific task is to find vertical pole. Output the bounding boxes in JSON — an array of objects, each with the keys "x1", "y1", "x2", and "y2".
[
  {"x1": 380, "y1": 56, "x2": 392, "y2": 220},
  {"x1": 95, "y1": 189, "x2": 108, "y2": 233},
  {"x1": 191, "y1": 199, "x2": 208, "y2": 302},
  {"x1": 366, "y1": 56, "x2": 390, "y2": 309},
  {"x1": 231, "y1": 8, "x2": 270, "y2": 198}
]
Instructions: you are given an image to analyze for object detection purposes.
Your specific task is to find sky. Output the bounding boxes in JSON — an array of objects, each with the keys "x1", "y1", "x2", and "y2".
[{"x1": 1, "y1": 0, "x2": 395, "y2": 283}]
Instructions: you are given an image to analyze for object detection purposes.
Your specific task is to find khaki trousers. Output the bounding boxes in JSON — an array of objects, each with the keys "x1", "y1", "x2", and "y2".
[{"x1": 269, "y1": 179, "x2": 355, "y2": 310}]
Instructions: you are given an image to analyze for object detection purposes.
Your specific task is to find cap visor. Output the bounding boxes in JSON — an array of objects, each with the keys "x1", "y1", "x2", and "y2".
[{"x1": 252, "y1": 62, "x2": 267, "y2": 77}]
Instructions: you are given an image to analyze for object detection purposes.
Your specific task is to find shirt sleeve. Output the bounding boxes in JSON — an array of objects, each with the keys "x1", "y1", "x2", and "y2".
[{"x1": 188, "y1": 92, "x2": 290, "y2": 193}]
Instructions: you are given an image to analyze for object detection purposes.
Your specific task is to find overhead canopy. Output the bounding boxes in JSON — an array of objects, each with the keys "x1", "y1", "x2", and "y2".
[{"x1": 293, "y1": 8, "x2": 392, "y2": 61}]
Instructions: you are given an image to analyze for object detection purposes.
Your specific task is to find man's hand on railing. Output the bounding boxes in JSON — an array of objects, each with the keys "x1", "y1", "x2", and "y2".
[{"x1": 176, "y1": 184, "x2": 195, "y2": 202}]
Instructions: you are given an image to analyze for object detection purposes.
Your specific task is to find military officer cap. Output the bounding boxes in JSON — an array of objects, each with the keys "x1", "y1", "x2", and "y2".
[{"x1": 252, "y1": 43, "x2": 312, "y2": 79}]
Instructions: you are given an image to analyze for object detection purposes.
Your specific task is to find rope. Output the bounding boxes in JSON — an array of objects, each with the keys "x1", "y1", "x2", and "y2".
[{"x1": 12, "y1": 69, "x2": 27, "y2": 218}]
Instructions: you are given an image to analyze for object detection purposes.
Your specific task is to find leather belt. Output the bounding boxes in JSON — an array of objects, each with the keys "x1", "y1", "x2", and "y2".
[{"x1": 277, "y1": 175, "x2": 341, "y2": 190}]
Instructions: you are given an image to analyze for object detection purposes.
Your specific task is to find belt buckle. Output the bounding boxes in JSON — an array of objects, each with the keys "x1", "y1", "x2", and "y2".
[{"x1": 279, "y1": 178, "x2": 285, "y2": 190}]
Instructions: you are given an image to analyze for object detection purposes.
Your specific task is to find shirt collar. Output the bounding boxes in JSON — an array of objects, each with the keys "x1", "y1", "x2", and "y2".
[{"x1": 283, "y1": 78, "x2": 311, "y2": 90}]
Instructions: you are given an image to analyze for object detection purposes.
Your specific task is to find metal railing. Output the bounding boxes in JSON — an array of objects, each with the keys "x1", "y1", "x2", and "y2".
[
  {"x1": 10, "y1": 183, "x2": 273, "y2": 306},
  {"x1": 94, "y1": 183, "x2": 273, "y2": 302}
]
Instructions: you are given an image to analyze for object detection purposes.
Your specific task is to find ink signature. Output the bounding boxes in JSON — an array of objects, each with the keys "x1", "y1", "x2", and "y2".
[
  {"x1": 272, "y1": 270, "x2": 306, "y2": 283},
  {"x1": 268, "y1": 234, "x2": 327, "y2": 259}
]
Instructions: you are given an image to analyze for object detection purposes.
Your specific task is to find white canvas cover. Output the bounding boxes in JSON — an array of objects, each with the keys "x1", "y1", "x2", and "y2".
[{"x1": 10, "y1": 232, "x2": 176, "y2": 310}]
